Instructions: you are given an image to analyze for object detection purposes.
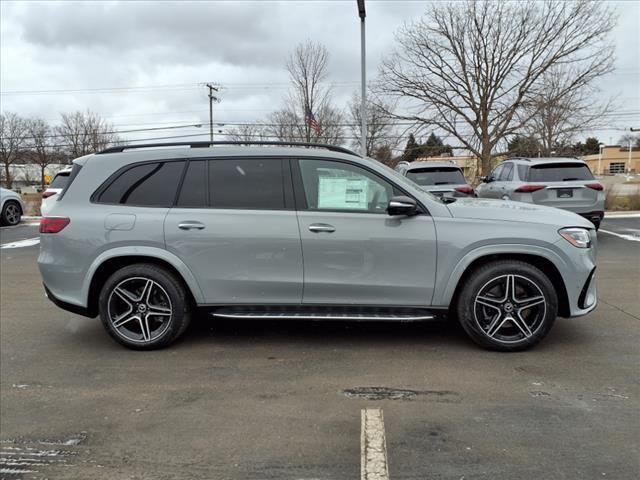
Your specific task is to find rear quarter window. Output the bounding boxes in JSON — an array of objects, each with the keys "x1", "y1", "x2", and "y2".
[
  {"x1": 529, "y1": 163, "x2": 594, "y2": 182},
  {"x1": 96, "y1": 161, "x2": 185, "y2": 207}
]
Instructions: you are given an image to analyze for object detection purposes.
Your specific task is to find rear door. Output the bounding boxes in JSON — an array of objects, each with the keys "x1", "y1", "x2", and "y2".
[
  {"x1": 164, "y1": 157, "x2": 303, "y2": 305},
  {"x1": 293, "y1": 158, "x2": 437, "y2": 307},
  {"x1": 526, "y1": 162, "x2": 601, "y2": 210}
]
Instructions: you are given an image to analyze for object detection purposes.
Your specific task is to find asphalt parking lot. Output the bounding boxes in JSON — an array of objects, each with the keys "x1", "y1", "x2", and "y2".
[{"x1": 1, "y1": 218, "x2": 638, "y2": 480}]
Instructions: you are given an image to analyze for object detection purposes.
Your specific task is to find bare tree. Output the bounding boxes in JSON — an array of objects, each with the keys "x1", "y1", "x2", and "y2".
[
  {"x1": 0, "y1": 112, "x2": 29, "y2": 189},
  {"x1": 226, "y1": 124, "x2": 268, "y2": 143},
  {"x1": 521, "y1": 68, "x2": 614, "y2": 155},
  {"x1": 265, "y1": 40, "x2": 345, "y2": 145},
  {"x1": 56, "y1": 110, "x2": 120, "y2": 158},
  {"x1": 348, "y1": 93, "x2": 400, "y2": 158},
  {"x1": 379, "y1": 0, "x2": 616, "y2": 174},
  {"x1": 26, "y1": 118, "x2": 56, "y2": 189}
]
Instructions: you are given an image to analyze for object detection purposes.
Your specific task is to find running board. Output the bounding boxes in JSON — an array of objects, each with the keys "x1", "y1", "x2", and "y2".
[{"x1": 211, "y1": 310, "x2": 435, "y2": 322}]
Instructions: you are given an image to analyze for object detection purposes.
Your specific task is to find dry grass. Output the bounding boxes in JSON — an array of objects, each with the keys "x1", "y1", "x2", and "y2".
[{"x1": 605, "y1": 192, "x2": 640, "y2": 211}]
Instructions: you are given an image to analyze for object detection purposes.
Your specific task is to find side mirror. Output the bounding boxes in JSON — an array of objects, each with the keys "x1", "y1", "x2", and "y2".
[
  {"x1": 481, "y1": 176, "x2": 490, "y2": 183},
  {"x1": 387, "y1": 195, "x2": 418, "y2": 216}
]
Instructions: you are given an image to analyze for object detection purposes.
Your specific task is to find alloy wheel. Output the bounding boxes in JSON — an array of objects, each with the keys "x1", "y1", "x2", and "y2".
[
  {"x1": 5, "y1": 203, "x2": 20, "y2": 225},
  {"x1": 107, "y1": 277, "x2": 173, "y2": 343},
  {"x1": 473, "y1": 274, "x2": 546, "y2": 344}
]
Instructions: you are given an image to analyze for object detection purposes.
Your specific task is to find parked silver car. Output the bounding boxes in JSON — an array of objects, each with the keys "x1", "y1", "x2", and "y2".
[
  {"x1": 476, "y1": 157, "x2": 605, "y2": 229},
  {"x1": 0, "y1": 187, "x2": 24, "y2": 226},
  {"x1": 38, "y1": 142, "x2": 598, "y2": 352},
  {"x1": 395, "y1": 161, "x2": 475, "y2": 197}
]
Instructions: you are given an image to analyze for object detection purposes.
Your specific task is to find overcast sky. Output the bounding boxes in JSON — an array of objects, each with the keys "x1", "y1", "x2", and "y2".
[{"x1": 1, "y1": 0, "x2": 639, "y2": 149}]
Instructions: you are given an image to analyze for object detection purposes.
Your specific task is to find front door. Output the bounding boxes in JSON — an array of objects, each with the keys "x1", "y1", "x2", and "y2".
[
  {"x1": 164, "y1": 158, "x2": 303, "y2": 305},
  {"x1": 293, "y1": 158, "x2": 437, "y2": 307}
]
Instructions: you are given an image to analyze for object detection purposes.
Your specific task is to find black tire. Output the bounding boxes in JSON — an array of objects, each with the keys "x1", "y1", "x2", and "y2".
[
  {"x1": 1, "y1": 200, "x2": 22, "y2": 226},
  {"x1": 456, "y1": 260, "x2": 557, "y2": 351},
  {"x1": 99, "y1": 264, "x2": 191, "y2": 350}
]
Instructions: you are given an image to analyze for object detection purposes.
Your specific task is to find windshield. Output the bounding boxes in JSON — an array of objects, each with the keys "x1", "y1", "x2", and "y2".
[
  {"x1": 49, "y1": 171, "x2": 70, "y2": 189},
  {"x1": 406, "y1": 167, "x2": 465, "y2": 186},
  {"x1": 528, "y1": 163, "x2": 594, "y2": 182}
]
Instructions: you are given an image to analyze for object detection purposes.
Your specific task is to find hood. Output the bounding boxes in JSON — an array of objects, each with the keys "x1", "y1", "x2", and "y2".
[{"x1": 445, "y1": 197, "x2": 594, "y2": 228}]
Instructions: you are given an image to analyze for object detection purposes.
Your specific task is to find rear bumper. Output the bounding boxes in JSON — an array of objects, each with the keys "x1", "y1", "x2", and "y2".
[
  {"x1": 43, "y1": 283, "x2": 95, "y2": 318},
  {"x1": 577, "y1": 210, "x2": 604, "y2": 227}
]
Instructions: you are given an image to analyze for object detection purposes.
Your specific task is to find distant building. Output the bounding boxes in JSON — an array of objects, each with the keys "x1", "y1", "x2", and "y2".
[{"x1": 582, "y1": 145, "x2": 639, "y2": 175}]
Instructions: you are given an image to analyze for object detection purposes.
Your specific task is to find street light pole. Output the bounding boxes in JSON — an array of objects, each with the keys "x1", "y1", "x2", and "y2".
[
  {"x1": 598, "y1": 143, "x2": 605, "y2": 175},
  {"x1": 357, "y1": 0, "x2": 367, "y2": 157}
]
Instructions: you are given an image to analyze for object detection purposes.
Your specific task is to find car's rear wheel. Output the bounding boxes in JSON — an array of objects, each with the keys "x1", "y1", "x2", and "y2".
[
  {"x1": 456, "y1": 260, "x2": 557, "y2": 351},
  {"x1": 99, "y1": 264, "x2": 191, "y2": 350},
  {"x1": 1, "y1": 201, "x2": 22, "y2": 226}
]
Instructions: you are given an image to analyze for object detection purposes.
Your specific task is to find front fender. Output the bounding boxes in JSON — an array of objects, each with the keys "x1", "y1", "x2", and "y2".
[
  {"x1": 81, "y1": 246, "x2": 205, "y2": 306},
  {"x1": 433, "y1": 243, "x2": 571, "y2": 306}
]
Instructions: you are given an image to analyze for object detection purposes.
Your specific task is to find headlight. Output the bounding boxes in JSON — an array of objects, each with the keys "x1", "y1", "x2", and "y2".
[{"x1": 559, "y1": 228, "x2": 591, "y2": 248}]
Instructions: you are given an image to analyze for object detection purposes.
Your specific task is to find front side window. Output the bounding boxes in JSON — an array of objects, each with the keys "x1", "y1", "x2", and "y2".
[
  {"x1": 406, "y1": 167, "x2": 465, "y2": 186},
  {"x1": 490, "y1": 164, "x2": 504, "y2": 181},
  {"x1": 209, "y1": 158, "x2": 285, "y2": 209},
  {"x1": 499, "y1": 163, "x2": 514, "y2": 181},
  {"x1": 97, "y1": 161, "x2": 185, "y2": 206},
  {"x1": 298, "y1": 159, "x2": 394, "y2": 213}
]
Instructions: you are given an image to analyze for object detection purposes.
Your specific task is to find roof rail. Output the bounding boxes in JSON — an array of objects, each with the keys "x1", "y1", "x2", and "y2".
[{"x1": 96, "y1": 141, "x2": 360, "y2": 157}]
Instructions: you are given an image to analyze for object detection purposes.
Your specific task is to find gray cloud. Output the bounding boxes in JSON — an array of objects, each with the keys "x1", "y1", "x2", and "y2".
[{"x1": 1, "y1": 0, "x2": 638, "y2": 145}]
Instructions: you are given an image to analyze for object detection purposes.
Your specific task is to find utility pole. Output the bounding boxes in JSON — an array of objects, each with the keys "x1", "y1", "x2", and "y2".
[{"x1": 205, "y1": 83, "x2": 220, "y2": 141}]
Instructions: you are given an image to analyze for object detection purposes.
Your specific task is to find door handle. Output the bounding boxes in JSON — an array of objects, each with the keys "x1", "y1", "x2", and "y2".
[
  {"x1": 178, "y1": 221, "x2": 205, "y2": 230},
  {"x1": 308, "y1": 223, "x2": 335, "y2": 233}
]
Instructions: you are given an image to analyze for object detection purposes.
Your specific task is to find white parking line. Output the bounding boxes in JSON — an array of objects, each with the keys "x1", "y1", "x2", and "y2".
[
  {"x1": 599, "y1": 229, "x2": 640, "y2": 242},
  {"x1": 0, "y1": 237, "x2": 41, "y2": 249},
  {"x1": 361, "y1": 408, "x2": 389, "y2": 480}
]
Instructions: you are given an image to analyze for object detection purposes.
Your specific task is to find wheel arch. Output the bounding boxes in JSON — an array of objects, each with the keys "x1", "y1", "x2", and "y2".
[
  {"x1": 83, "y1": 249, "x2": 204, "y2": 317},
  {"x1": 442, "y1": 250, "x2": 571, "y2": 319}
]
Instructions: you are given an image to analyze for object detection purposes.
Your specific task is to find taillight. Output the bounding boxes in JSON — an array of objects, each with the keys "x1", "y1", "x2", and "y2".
[
  {"x1": 585, "y1": 183, "x2": 603, "y2": 191},
  {"x1": 455, "y1": 185, "x2": 474, "y2": 195},
  {"x1": 515, "y1": 184, "x2": 546, "y2": 193},
  {"x1": 42, "y1": 191, "x2": 56, "y2": 199},
  {"x1": 40, "y1": 217, "x2": 70, "y2": 234}
]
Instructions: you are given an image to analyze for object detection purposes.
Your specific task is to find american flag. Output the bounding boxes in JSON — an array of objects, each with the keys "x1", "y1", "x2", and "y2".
[{"x1": 305, "y1": 107, "x2": 323, "y2": 135}]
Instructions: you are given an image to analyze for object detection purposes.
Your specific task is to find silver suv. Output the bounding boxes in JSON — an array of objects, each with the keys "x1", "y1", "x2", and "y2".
[
  {"x1": 476, "y1": 157, "x2": 605, "y2": 229},
  {"x1": 38, "y1": 142, "x2": 598, "y2": 352},
  {"x1": 395, "y1": 161, "x2": 475, "y2": 198}
]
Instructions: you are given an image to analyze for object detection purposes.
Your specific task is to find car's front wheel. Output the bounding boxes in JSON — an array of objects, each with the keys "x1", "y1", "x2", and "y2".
[
  {"x1": 99, "y1": 264, "x2": 191, "y2": 350},
  {"x1": 456, "y1": 260, "x2": 558, "y2": 351}
]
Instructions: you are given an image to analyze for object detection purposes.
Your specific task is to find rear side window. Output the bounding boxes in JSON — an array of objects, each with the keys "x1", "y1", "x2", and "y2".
[
  {"x1": 49, "y1": 172, "x2": 70, "y2": 189},
  {"x1": 517, "y1": 164, "x2": 529, "y2": 181},
  {"x1": 406, "y1": 167, "x2": 465, "y2": 186},
  {"x1": 177, "y1": 160, "x2": 207, "y2": 207},
  {"x1": 97, "y1": 161, "x2": 185, "y2": 206},
  {"x1": 209, "y1": 159, "x2": 285, "y2": 209},
  {"x1": 528, "y1": 163, "x2": 594, "y2": 182}
]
